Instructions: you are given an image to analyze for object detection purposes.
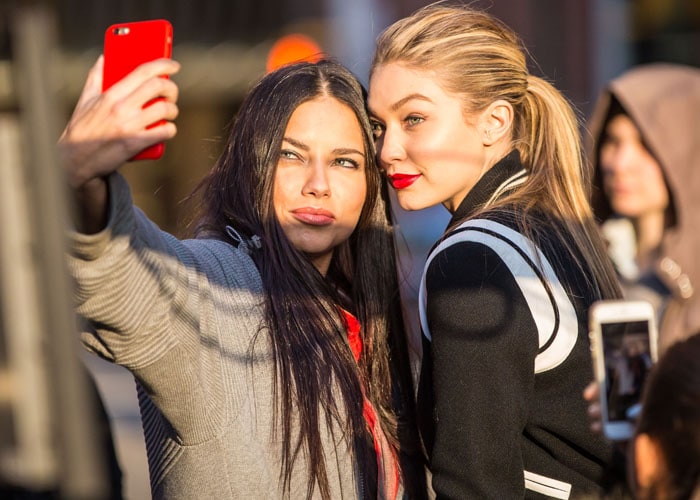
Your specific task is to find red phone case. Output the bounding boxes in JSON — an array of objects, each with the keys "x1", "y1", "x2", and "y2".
[{"x1": 103, "y1": 19, "x2": 173, "y2": 161}]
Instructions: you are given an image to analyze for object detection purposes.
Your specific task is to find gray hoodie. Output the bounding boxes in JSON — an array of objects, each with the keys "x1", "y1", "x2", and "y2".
[{"x1": 587, "y1": 63, "x2": 700, "y2": 353}]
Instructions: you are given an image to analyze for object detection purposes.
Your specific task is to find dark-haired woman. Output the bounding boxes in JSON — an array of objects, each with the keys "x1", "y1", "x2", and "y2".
[{"x1": 58, "y1": 56, "x2": 420, "y2": 499}]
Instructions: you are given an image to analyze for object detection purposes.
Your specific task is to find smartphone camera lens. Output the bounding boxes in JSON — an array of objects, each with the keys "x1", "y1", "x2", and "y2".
[{"x1": 114, "y1": 27, "x2": 130, "y2": 36}]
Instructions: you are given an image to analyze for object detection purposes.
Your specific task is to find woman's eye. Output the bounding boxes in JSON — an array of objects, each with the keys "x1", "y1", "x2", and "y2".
[
  {"x1": 280, "y1": 149, "x2": 299, "y2": 160},
  {"x1": 335, "y1": 158, "x2": 360, "y2": 169},
  {"x1": 370, "y1": 121, "x2": 384, "y2": 139},
  {"x1": 405, "y1": 115, "x2": 424, "y2": 126}
]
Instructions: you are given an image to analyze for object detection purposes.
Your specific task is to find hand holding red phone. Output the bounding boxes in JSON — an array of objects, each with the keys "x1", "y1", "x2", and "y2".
[
  {"x1": 59, "y1": 55, "x2": 180, "y2": 186},
  {"x1": 57, "y1": 50, "x2": 179, "y2": 233},
  {"x1": 57, "y1": 19, "x2": 178, "y2": 234},
  {"x1": 103, "y1": 20, "x2": 174, "y2": 161}
]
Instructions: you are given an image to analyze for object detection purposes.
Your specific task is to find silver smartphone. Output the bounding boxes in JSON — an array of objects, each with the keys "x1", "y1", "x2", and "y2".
[{"x1": 589, "y1": 300, "x2": 658, "y2": 441}]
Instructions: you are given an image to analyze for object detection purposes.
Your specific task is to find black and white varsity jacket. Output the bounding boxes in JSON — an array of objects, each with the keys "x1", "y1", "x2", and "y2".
[{"x1": 416, "y1": 151, "x2": 624, "y2": 499}]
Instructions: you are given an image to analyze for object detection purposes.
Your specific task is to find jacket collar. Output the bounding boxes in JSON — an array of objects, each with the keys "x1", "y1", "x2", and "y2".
[{"x1": 449, "y1": 149, "x2": 528, "y2": 227}]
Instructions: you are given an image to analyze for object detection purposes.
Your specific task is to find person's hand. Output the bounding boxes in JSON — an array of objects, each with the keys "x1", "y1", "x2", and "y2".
[
  {"x1": 583, "y1": 380, "x2": 602, "y2": 434},
  {"x1": 58, "y1": 55, "x2": 179, "y2": 232},
  {"x1": 58, "y1": 55, "x2": 180, "y2": 190}
]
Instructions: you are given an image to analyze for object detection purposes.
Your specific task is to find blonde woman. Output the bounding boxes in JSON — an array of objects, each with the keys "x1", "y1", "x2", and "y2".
[{"x1": 368, "y1": 3, "x2": 624, "y2": 498}]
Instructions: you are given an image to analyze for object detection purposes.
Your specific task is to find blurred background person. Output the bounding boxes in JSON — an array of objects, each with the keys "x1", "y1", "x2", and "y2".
[{"x1": 587, "y1": 63, "x2": 700, "y2": 355}]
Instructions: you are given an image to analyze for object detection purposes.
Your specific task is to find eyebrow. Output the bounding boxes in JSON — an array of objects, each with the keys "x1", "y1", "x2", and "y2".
[
  {"x1": 390, "y1": 93, "x2": 433, "y2": 111},
  {"x1": 282, "y1": 137, "x2": 365, "y2": 157},
  {"x1": 368, "y1": 93, "x2": 434, "y2": 119}
]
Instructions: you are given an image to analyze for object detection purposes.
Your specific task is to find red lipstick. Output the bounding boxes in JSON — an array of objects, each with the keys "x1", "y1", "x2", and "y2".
[{"x1": 388, "y1": 173, "x2": 421, "y2": 190}]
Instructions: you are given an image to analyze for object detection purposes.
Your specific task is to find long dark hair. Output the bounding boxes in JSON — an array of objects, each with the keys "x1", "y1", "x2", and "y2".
[
  {"x1": 189, "y1": 60, "x2": 406, "y2": 498},
  {"x1": 636, "y1": 333, "x2": 700, "y2": 500}
]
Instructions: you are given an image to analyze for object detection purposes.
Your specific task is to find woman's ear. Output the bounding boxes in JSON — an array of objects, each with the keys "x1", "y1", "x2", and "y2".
[
  {"x1": 480, "y1": 99, "x2": 513, "y2": 146},
  {"x1": 634, "y1": 433, "x2": 665, "y2": 490}
]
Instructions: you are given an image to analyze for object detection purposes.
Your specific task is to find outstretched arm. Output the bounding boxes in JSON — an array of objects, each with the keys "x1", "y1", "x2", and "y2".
[{"x1": 57, "y1": 55, "x2": 180, "y2": 233}]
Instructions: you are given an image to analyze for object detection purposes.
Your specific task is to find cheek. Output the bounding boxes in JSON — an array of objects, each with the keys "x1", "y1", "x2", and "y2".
[
  {"x1": 642, "y1": 162, "x2": 669, "y2": 202},
  {"x1": 648, "y1": 179, "x2": 669, "y2": 208},
  {"x1": 272, "y1": 174, "x2": 295, "y2": 217},
  {"x1": 340, "y1": 178, "x2": 367, "y2": 223},
  {"x1": 271, "y1": 180, "x2": 283, "y2": 213},
  {"x1": 349, "y1": 185, "x2": 368, "y2": 220},
  {"x1": 427, "y1": 127, "x2": 480, "y2": 165},
  {"x1": 406, "y1": 132, "x2": 442, "y2": 158}
]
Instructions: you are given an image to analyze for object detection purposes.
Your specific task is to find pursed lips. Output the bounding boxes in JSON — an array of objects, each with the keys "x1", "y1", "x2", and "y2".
[
  {"x1": 291, "y1": 207, "x2": 335, "y2": 225},
  {"x1": 388, "y1": 173, "x2": 421, "y2": 190}
]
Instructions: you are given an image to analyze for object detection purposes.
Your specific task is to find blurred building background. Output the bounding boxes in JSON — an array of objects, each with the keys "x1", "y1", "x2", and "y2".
[{"x1": 1, "y1": 0, "x2": 698, "y2": 498}]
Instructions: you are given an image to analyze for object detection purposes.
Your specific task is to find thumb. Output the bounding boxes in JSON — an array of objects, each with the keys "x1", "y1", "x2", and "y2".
[{"x1": 75, "y1": 55, "x2": 104, "y2": 108}]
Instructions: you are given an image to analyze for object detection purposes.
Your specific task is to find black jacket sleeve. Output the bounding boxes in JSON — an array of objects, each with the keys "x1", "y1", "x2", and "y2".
[{"x1": 423, "y1": 240, "x2": 540, "y2": 499}]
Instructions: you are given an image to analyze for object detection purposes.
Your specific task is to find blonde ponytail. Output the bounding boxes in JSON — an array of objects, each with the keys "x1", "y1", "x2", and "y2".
[
  {"x1": 517, "y1": 74, "x2": 591, "y2": 223},
  {"x1": 516, "y1": 75, "x2": 620, "y2": 298},
  {"x1": 371, "y1": 3, "x2": 621, "y2": 299}
]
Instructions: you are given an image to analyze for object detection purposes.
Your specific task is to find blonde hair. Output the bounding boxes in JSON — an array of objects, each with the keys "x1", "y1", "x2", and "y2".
[{"x1": 371, "y1": 2, "x2": 620, "y2": 298}]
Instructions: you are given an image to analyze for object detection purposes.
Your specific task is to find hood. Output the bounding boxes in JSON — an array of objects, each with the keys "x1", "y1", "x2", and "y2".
[{"x1": 587, "y1": 63, "x2": 700, "y2": 226}]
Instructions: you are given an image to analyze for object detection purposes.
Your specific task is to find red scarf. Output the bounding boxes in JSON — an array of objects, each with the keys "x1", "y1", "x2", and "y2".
[{"x1": 341, "y1": 309, "x2": 401, "y2": 500}]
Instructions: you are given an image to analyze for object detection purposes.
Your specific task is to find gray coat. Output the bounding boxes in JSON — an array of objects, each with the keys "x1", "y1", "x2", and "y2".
[{"x1": 68, "y1": 173, "x2": 362, "y2": 499}]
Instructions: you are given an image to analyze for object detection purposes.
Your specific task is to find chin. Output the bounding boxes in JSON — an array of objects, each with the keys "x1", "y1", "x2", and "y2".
[{"x1": 396, "y1": 194, "x2": 433, "y2": 212}]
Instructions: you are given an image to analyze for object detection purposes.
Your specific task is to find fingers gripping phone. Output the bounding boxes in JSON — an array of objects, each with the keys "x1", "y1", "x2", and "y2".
[
  {"x1": 589, "y1": 300, "x2": 658, "y2": 441},
  {"x1": 103, "y1": 19, "x2": 173, "y2": 161}
]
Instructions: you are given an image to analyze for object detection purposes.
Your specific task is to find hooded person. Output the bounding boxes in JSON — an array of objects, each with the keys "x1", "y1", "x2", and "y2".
[{"x1": 587, "y1": 63, "x2": 700, "y2": 354}]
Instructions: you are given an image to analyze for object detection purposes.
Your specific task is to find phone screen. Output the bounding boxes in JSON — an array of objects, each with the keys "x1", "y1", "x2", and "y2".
[{"x1": 601, "y1": 320, "x2": 653, "y2": 423}]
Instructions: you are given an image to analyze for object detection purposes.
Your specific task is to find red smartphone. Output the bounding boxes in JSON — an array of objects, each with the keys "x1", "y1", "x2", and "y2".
[{"x1": 103, "y1": 19, "x2": 173, "y2": 161}]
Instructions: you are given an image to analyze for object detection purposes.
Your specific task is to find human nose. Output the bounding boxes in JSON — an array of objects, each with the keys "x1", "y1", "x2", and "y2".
[
  {"x1": 302, "y1": 162, "x2": 330, "y2": 197},
  {"x1": 376, "y1": 126, "x2": 405, "y2": 170}
]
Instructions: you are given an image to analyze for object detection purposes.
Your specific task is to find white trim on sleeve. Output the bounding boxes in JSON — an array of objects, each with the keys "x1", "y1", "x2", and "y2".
[
  {"x1": 419, "y1": 219, "x2": 578, "y2": 373},
  {"x1": 524, "y1": 470, "x2": 572, "y2": 499}
]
